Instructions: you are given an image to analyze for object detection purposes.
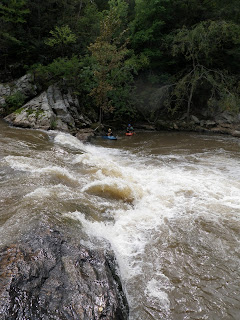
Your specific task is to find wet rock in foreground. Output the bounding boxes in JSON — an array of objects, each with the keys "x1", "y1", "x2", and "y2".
[{"x1": 0, "y1": 227, "x2": 128, "y2": 320}]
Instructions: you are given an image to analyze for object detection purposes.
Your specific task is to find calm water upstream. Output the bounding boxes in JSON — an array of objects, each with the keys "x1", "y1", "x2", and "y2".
[{"x1": 1, "y1": 118, "x2": 240, "y2": 320}]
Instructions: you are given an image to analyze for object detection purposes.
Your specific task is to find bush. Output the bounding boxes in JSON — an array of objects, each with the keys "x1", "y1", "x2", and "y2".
[{"x1": 5, "y1": 91, "x2": 26, "y2": 113}]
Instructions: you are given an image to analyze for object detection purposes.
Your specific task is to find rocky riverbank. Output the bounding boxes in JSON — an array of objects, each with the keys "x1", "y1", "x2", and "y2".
[
  {"x1": 154, "y1": 112, "x2": 240, "y2": 138},
  {"x1": 1, "y1": 75, "x2": 92, "y2": 134},
  {"x1": 0, "y1": 223, "x2": 129, "y2": 320},
  {"x1": 1, "y1": 74, "x2": 240, "y2": 141}
]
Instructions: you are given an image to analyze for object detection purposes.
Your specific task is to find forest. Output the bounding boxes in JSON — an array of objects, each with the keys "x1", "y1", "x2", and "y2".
[{"x1": 0, "y1": 0, "x2": 240, "y2": 124}]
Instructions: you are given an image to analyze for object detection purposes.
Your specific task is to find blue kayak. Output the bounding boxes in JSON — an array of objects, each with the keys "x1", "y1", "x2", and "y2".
[{"x1": 102, "y1": 135, "x2": 117, "y2": 140}]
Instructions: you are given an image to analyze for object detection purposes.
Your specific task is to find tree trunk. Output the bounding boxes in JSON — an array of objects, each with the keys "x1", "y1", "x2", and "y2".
[
  {"x1": 187, "y1": 83, "x2": 194, "y2": 122},
  {"x1": 99, "y1": 106, "x2": 102, "y2": 124},
  {"x1": 77, "y1": 0, "x2": 83, "y2": 19}
]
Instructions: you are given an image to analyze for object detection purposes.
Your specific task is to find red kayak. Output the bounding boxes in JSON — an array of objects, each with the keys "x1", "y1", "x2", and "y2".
[{"x1": 125, "y1": 132, "x2": 134, "y2": 136}]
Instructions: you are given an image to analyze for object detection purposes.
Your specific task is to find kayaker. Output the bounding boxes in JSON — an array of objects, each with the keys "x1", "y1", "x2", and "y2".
[
  {"x1": 126, "y1": 124, "x2": 134, "y2": 133},
  {"x1": 107, "y1": 128, "x2": 113, "y2": 136}
]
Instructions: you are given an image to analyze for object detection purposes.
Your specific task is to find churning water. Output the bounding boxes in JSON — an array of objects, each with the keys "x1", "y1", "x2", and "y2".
[{"x1": 1, "y1": 119, "x2": 240, "y2": 319}]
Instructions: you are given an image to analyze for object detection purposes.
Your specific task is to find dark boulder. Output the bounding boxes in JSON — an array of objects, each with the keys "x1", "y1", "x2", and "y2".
[
  {"x1": 0, "y1": 227, "x2": 128, "y2": 320},
  {"x1": 76, "y1": 128, "x2": 95, "y2": 143}
]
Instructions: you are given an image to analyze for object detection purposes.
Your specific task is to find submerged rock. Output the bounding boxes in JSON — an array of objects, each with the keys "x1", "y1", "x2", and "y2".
[
  {"x1": 0, "y1": 226, "x2": 128, "y2": 320},
  {"x1": 76, "y1": 128, "x2": 95, "y2": 142}
]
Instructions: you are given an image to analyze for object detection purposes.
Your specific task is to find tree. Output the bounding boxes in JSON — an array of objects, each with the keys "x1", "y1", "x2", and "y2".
[
  {"x1": 0, "y1": 0, "x2": 29, "y2": 76},
  {"x1": 31, "y1": 55, "x2": 96, "y2": 119},
  {"x1": 45, "y1": 25, "x2": 77, "y2": 57},
  {"x1": 213, "y1": 0, "x2": 240, "y2": 23},
  {"x1": 0, "y1": 0, "x2": 29, "y2": 24},
  {"x1": 166, "y1": 20, "x2": 240, "y2": 120},
  {"x1": 88, "y1": 0, "x2": 132, "y2": 123},
  {"x1": 75, "y1": 2, "x2": 102, "y2": 53}
]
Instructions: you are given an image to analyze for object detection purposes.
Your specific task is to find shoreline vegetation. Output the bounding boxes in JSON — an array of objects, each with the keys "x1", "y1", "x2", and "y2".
[
  {"x1": 0, "y1": 74, "x2": 239, "y2": 141},
  {"x1": 0, "y1": 1, "x2": 239, "y2": 139}
]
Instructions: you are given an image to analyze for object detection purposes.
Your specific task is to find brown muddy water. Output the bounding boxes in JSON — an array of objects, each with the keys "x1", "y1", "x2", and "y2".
[{"x1": 1, "y1": 119, "x2": 240, "y2": 320}]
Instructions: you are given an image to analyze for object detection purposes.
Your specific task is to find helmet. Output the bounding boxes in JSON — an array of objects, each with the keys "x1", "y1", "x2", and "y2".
[
  {"x1": 128, "y1": 124, "x2": 131, "y2": 126},
  {"x1": 108, "y1": 128, "x2": 112, "y2": 131}
]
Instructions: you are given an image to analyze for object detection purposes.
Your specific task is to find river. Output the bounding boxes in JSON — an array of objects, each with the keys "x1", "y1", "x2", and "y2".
[{"x1": 1, "y1": 118, "x2": 240, "y2": 320}]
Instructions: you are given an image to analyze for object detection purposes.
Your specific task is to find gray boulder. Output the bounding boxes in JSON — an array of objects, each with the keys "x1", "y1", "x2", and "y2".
[{"x1": 4, "y1": 85, "x2": 91, "y2": 132}]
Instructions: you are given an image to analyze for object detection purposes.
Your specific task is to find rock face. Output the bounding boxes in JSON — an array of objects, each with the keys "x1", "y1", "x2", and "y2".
[
  {"x1": 0, "y1": 74, "x2": 37, "y2": 108},
  {"x1": 4, "y1": 84, "x2": 91, "y2": 132},
  {"x1": 12, "y1": 74, "x2": 38, "y2": 98},
  {"x1": 0, "y1": 227, "x2": 129, "y2": 320},
  {"x1": 0, "y1": 83, "x2": 11, "y2": 108},
  {"x1": 0, "y1": 74, "x2": 37, "y2": 115}
]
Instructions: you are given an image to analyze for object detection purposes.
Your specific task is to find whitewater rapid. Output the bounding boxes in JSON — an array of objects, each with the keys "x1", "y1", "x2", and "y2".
[
  {"x1": 54, "y1": 132, "x2": 240, "y2": 319},
  {"x1": 1, "y1": 126, "x2": 240, "y2": 319}
]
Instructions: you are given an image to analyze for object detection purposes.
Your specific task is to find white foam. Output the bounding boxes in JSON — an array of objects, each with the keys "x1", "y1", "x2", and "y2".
[
  {"x1": 145, "y1": 278, "x2": 171, "y2": 310},
  {"x1": 4, "y1": 155, "x2": 80, "y2": 184},
  {"x1": 24, "y1": 184, "x2": 72, "y2": 199},
  {"x1": 64, "y1": 210, "x2": 145, "y2": 278},
  {"x1": 54, "y1": 132, "x2": 87, "y2": 151}
]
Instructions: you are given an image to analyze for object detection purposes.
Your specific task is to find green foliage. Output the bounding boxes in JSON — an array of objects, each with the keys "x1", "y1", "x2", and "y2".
[
  {"x1": 108, "y1": 0, "x2": 128, "y2": 22},
  {"x1": 75, "y1": 2, "x2": 102, "y2": 52},
  {"x1": 0, "y1": 0, "x2": 29, "y2": 69},
  {"x1": 167, "y1": 20, "x2": 240, "y2": 118},
  {"x1": 33, "y1": 57, "x2": 78, "y2": 84},
  {"x1": 50, "y1": 119, "x2": 57, "y2": 130},
  {"x1": 164, "y1": 0, "x2": 217, "y2": 28},
  {"x1": 130, "y1": 0, "x2": 169, "y2": 70},
  {"x1": 213, "y1": 0, "x2": 240, "y2": 23},
  {"x1": 0, "y1": 0, "x2": 29, "y2": 24},
  {"x1": 30, "y1": 55, "x2": 97, "y2": 118},
  {"x1": 32, "y1": 55, "x2": 94, "y2": 93},
  {"x1": 172, "y1": 20, "x2": 240, "y2": 69},
  {"x1": 45, "y1": 25, "x2": 77, "y2": 57},
  {"x1": 166, "y1": 67, "x2": 239, "y2": 115},
  {"x1": 109, "y1": 63, "x2": 136, "y2": 121},
  {"x1": 5, "y1": 91, "x2": 26, "y2": 113},
  {"x1": 88, "y1": 0, "x2": 134, "y2": 122},
  {"x1": 1, "y1": 0, "x2": 240, "y2": 125},
  {"x1": 0, "y1": 31, "x2": 21, "y2": 45}
]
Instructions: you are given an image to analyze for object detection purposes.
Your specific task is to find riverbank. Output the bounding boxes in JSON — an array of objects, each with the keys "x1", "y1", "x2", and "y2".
[{"x1": 1, "y1": 74, "x2": 240, "y2": 142}]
